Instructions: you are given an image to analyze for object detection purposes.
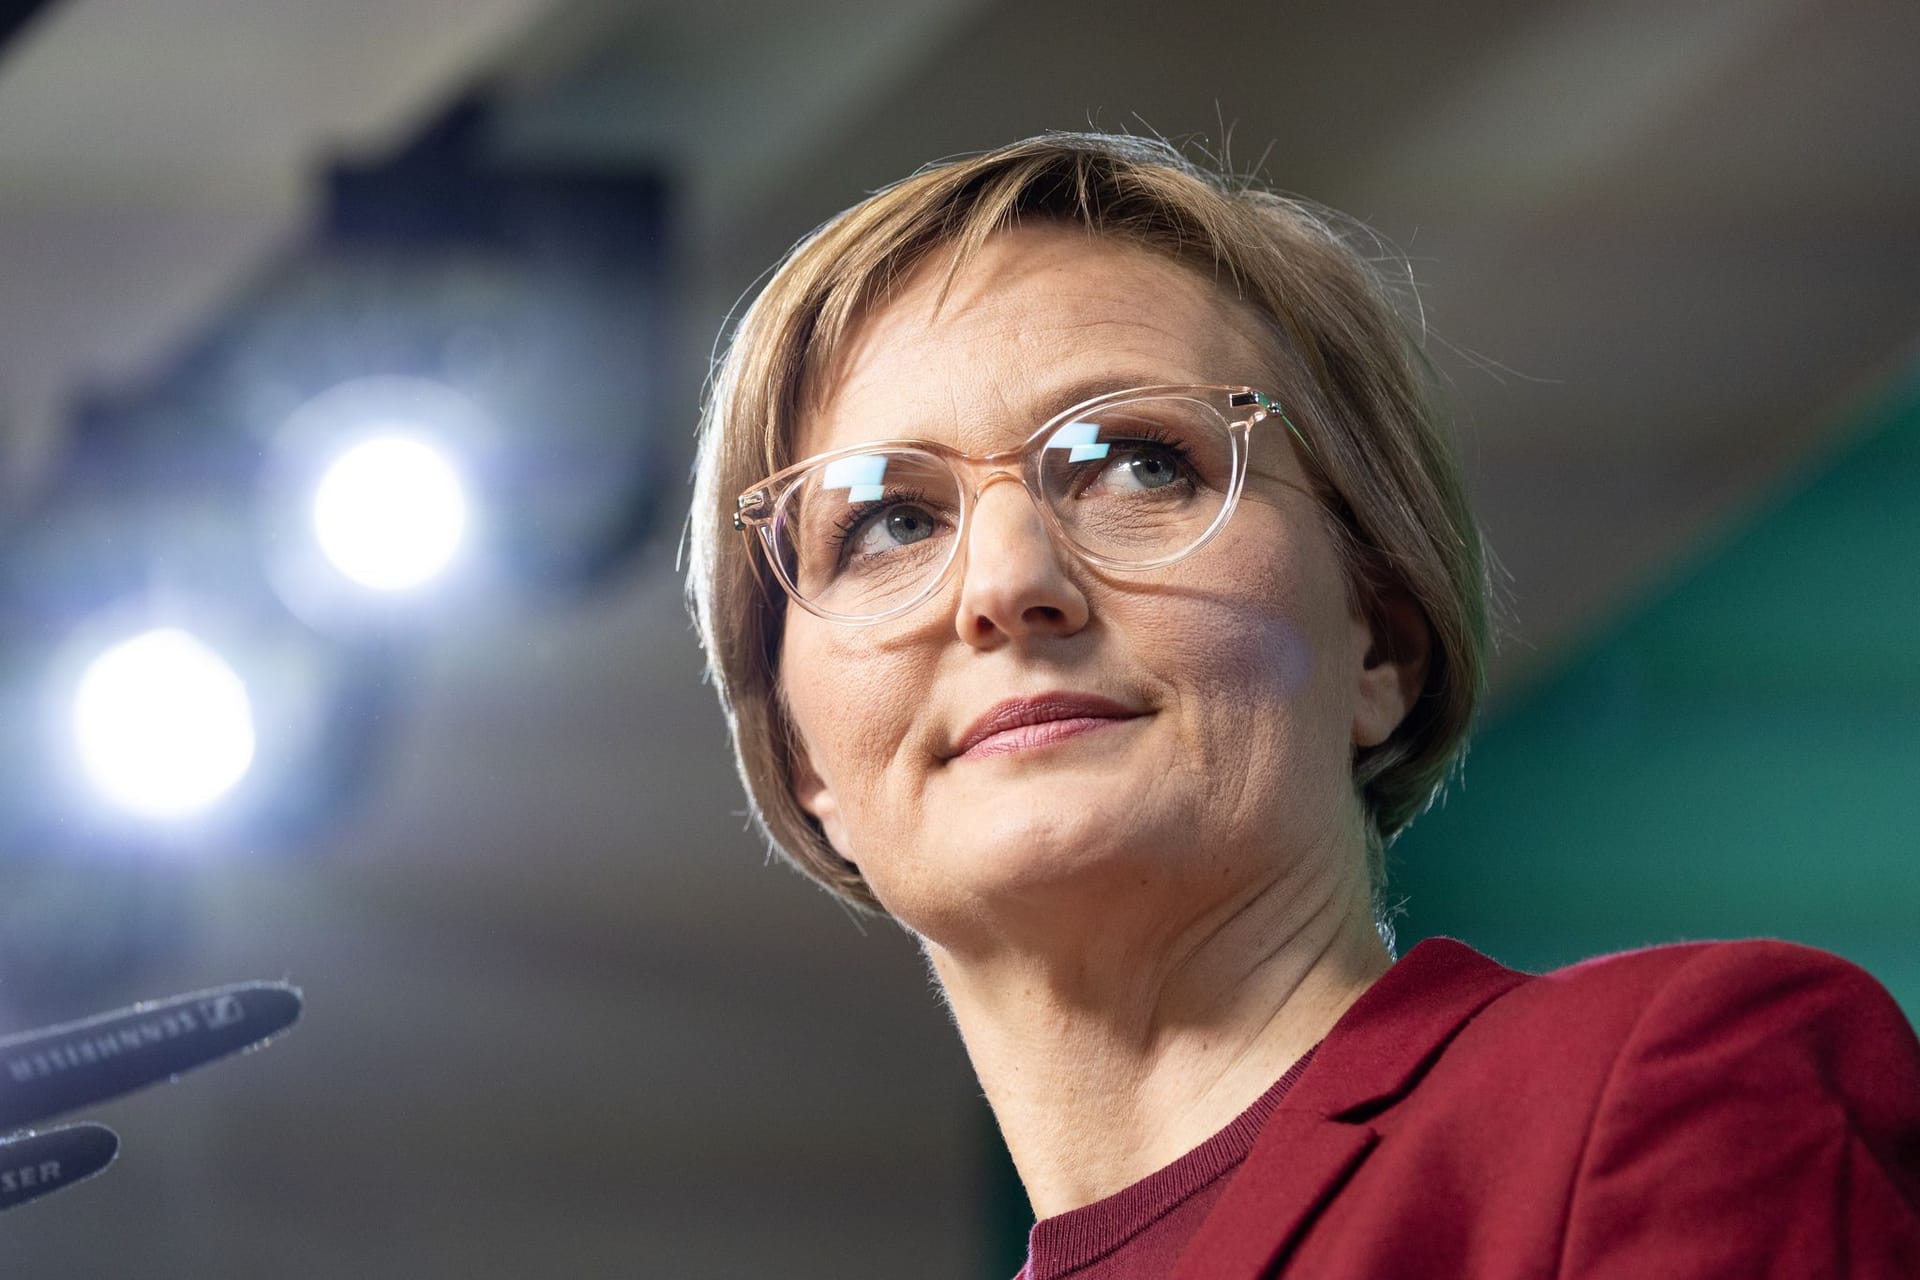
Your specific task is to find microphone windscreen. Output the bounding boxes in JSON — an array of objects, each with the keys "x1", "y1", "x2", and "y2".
[
  {"x1": 0, "y1": 982, "x2": 302, "y2": 1132},
  {"x1": 0, "y1": 1123, "x2": 119, "y2": 1213}
]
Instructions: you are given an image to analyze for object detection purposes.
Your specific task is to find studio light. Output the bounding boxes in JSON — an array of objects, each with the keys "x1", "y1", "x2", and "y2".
[
  {"x1": 0, "y1": 94, "x2": 668, "y2": 861},
  {"x1": 70, "y1": 628, "x2": 257, "y2": 821},
  {"x1": 311, "y1": 435, "x2": 469, "y2": 591},
  {"x1": 263, "y1": 375, "x2": 492, "y2": 626}
]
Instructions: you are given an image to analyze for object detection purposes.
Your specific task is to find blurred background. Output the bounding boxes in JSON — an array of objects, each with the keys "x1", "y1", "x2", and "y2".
[{"x1": 1, "y1": 0, "x2": 1915, "y2": 1274}]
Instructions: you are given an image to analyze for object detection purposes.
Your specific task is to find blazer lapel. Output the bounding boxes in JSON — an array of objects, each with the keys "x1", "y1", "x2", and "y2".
[
  {"x1": 1170, "y1": 1115, "x2": 1378, "y2": 1280},
  {"x1": 1171, "y1": 938, "x2": 1530, "y2": 1280}
]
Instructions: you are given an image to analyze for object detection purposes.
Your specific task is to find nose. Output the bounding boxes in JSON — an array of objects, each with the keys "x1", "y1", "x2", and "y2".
[{"x1": 952, "y1": 475, "x2": 1090, "y2": 648}]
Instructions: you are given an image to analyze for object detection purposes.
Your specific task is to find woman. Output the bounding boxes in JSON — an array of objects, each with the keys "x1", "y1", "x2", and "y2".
[{"x1": 686, "y1": 133, "x2": 1920, "y2": 1277}]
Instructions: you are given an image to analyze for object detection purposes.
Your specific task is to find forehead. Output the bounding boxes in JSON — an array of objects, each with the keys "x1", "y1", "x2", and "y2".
[{"x1": 797, "y1": 225, "x2": 1284, "y2": 458}]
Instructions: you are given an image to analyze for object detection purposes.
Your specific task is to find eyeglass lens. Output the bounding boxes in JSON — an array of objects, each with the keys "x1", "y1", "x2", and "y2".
[{"x1": 769, "y1": 393, "x2": 1238, "y2": 618}]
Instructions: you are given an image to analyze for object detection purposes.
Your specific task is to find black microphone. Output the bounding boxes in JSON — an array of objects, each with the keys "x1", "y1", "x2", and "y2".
[
  {"x1": 0, "y1": 982, "x2": 302, "y2": 1135},
  {"x1": 0, "y1": 981, "x2": 301, "y2": 1214},
  {"x1": 0, "y1": 1124, "x2": 119, "y2": 1212}
]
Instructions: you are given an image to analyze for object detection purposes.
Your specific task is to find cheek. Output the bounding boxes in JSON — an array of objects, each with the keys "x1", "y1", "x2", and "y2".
[
  {"x1": 1190, "y1": 518, "x2": 1347, "y2": 698},
  {"x1": 1188, "y1": 585, "x2": 1316, "y2": 701},
  {"x1": 777, "y1": 622, "x2": 927, "y2": 821},
  {"x1": 1162, "y1": 533, "x2": 1362, "y2": 807},
  {"x1": 1161, "y1": 584, "x2": 1319, "y2": 787}
]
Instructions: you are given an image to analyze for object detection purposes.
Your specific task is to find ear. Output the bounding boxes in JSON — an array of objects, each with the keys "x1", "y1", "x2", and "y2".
[
  {"x1": 1350, "y1": 589, "x2": 1432, "y2": 750},
  {"x1": 790, "y1": 743, "x2": 854, "y2": 862}
]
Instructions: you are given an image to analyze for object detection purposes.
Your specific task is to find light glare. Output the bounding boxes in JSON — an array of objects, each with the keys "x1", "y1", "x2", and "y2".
[
  {"x1": 312, "y1": 435, "x2": 468, "y2": 591},
  {"x1": 73, "y1": 628, "x2": 257, "y2": 820}
]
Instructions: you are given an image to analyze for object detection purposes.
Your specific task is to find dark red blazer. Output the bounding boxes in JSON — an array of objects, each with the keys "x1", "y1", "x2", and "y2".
[{"x1": 1172, "y1": 937, "x2": 1920, "y2": 1278}]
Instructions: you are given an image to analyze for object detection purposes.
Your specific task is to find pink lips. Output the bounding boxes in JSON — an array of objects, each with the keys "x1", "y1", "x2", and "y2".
[{"x1": 948, "y1": 693, "x2": 1144, "y2": 761}]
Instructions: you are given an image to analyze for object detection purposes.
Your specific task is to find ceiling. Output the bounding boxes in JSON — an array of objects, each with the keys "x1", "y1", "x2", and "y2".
[{"x1": 1, "y1": 0, "x2": 1916, "y2": 1275}]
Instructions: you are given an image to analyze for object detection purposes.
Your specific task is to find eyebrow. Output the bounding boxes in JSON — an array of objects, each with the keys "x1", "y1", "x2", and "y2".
[
  {"x1": 839, "y1": 372, "x2": 1182, "y2": 457},
  {"x1": 1027, "y1": 372, "x2": 1202, "y2": 424},
  {"x1": 803, "y1": 370, "x2": 1236, "y2": 466}
]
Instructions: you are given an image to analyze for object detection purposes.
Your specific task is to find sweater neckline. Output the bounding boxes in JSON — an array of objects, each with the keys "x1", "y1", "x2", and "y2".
[{"x1": 1023, "y1": 1044, "x2": 1321, "y2": 1279}]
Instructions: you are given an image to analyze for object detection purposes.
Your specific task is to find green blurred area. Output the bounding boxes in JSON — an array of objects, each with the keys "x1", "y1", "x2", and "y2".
[{"x1": 1393, "y1": 362, "x2": 1920, "y2": 1014}]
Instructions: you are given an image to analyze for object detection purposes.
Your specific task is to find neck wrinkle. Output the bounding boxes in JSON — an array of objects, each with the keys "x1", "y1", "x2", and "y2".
[{"x1": 924, "y1": 848, "x2": 1388, "y2": 1220}]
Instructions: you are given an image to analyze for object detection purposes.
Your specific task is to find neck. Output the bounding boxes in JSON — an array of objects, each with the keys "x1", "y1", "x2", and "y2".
[{"x1": 920, "y1": 851, "x2": 1389, "y2": 1220}]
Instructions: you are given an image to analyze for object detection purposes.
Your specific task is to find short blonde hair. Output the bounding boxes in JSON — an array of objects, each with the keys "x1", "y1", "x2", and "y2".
[{"x1": 687, "y1": 132, "x2": 1491, "y2": 915}]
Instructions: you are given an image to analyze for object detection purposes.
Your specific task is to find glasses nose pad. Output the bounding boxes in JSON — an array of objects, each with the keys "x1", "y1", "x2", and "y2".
[
  {"x1": 972, "y1": 467, "x2": 1026, "y2": 501},
  {"x1": 963, "y1": 469, "x2": 1071, "y2": 567}
]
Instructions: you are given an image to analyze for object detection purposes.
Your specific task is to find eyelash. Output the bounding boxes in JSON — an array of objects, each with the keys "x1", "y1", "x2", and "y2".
[
  {"x1": 1070, "y1": 428, "x2": 1193, "y2": 484},
  {"x1": 1110, "y1": 427, "x2": 1185, "y2": 456},
  {"x1": 830, "y1": 487, "x2": 936, "y2": 550}
]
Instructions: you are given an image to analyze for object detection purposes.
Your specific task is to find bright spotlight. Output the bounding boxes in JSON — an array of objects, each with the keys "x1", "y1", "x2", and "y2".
[
  {"x1": 72, "y1": 628, "x2": 257, "y2": 820},
  {"x1": 311, "y1": 435, "x2": 468, "y2": 591}
]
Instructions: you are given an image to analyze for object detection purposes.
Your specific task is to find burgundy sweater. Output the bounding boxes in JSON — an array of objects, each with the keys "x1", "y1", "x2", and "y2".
[{"x1": 1015, "y1": 1047, "x2": 1321, "y2": 1280}]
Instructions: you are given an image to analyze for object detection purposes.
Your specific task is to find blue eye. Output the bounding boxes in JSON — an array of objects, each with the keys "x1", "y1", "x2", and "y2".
[
  {"x1": 859, "y1": 504, "x2": 936, "y2": 549},
  {"x1": 1073, "y1": 437, "x2": 1192, "y2": 496},
  {"x1": 1114, "y1": 446, "x2": 1182, "y2": 490},
  {"x1": 835, "y1": 500, "x2": 944, "y2": 565}
]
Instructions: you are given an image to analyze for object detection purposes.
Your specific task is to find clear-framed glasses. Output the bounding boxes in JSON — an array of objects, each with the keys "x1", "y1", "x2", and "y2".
[{"x1": 733, "y1": 383, "x2": 1311, "y2": 625}]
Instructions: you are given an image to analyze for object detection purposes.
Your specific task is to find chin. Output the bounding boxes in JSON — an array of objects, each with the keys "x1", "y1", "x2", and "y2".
[{"x1": 922, "y1": 806, "x2": 1203, "y2": 916}]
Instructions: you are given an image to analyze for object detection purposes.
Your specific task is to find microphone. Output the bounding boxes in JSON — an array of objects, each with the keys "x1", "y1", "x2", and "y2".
[
  {"x1": 0, "y1": 1124, "x2": 118, "y2": 1213},
  {"x1": 0, "y1": 981, "x2": 302, "y2": 1213}
]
